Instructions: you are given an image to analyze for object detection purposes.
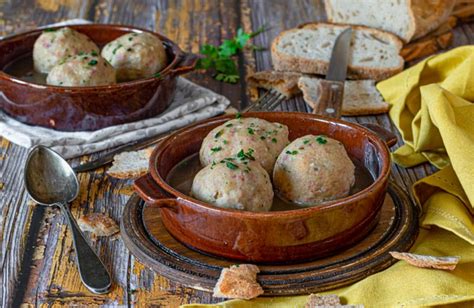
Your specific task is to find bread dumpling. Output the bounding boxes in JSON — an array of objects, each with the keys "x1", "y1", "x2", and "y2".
[
  {"x1": 101, "y1": 32, "x2": 167, "y2": 81},
  {"x1": 33, "y1": 27, "x2": 99, "y2": 74},
  {"x1": 191, "y1": 159, "x2": 273, "y2": 212},
  {"x1": 46, "y1": 53, "x2": 115, "y2": 87},
  {"x1": 273, "y1": 135, "x2": 355, "y2": 205},
  {"x1": 200, "y1": 117, "x2": 290, "y2": 174}
]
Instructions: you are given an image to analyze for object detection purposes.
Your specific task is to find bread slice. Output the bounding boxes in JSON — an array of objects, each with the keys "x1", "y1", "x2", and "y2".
[
  {"x1": 213, "y1": 264, "x2": 263, "y2": 299},
  {"x1": 247, "y1": 70, "x2": 303, "y2": 98},
  {"x1": 324, "y1": 0, "x2": 455, "y2": 43},
  {"x1": 298, "y1": 76, "x2": 389, "y2": 116},
  {"x1": 271, "y1": 23, "x2": 404, "y2": 81},
  {"x1": 107, "y1": 147, "x2": 154, "y2": 179}
]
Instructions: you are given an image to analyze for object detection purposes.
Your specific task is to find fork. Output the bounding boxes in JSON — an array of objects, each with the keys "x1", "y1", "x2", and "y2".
[{"x1": 73, "y1": 89, "x2": 286, "y2": 173}]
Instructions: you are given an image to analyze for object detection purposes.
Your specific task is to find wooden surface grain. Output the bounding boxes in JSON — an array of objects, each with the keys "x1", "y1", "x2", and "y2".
[{"x1": 0, "y1": 0, "x2": 471, "y2": 306}]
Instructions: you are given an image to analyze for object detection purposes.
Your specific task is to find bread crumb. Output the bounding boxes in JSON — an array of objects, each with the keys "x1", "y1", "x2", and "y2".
[
  {"x1": 77, "y1": 213, "x2": 119, "y2": 237},
  {"x1": 213, "y1": 264, "x2": 263, "y2": 300},
  {"x1": 390, "y1": 251, "x2": 460, "y2": 270}
]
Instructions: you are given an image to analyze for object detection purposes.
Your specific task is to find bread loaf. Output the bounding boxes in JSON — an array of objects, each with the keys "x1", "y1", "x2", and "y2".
[
  {"x1": 271, "y1": 23, "x2": 404, "y2": 81},
  {"x1": 324, "y1": 0, "x2": 455, "y2": 43}
]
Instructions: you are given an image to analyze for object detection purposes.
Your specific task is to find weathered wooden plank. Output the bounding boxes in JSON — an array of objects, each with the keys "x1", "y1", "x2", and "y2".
[
  {"x1": 2, "y1": 0, "x2": 474, "y2": 306},
  {"x1": 0, "y1": 1, "x2": 92, "y2": 306}
]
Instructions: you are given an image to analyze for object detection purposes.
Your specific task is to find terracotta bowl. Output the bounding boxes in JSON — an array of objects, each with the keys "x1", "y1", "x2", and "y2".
[
  {"x1": 134, "y1": 112, "x2": 391, "y2": 263},
  {"x1": 0, "y1": 24, "x2": 197, "y2": 131}
]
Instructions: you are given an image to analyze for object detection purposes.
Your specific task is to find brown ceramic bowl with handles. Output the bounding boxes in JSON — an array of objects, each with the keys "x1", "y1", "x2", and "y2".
[
  {"x1": 134, "y1": 112, "x2": 393, "y2": 263},
  {"x1": 0, "y1": 24, "x2": 198, "y2": 131}
]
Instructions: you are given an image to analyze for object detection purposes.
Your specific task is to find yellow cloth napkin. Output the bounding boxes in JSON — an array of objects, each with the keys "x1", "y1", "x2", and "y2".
[{"x1": 183, "y1": 46, "x2": 474, "y2": 308}]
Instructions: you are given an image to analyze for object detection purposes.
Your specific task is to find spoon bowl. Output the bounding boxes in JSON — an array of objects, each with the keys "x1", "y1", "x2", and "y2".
[
  {"x1": 24, "y1": 145, "x2": 112, "y2": 294},
  {"x1": 24, "y1": 146, "x2": 79, "y2": 206}
]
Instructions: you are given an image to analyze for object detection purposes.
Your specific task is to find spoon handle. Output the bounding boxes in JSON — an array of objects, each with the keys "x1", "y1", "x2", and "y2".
[{"x1": 59, "y1": 203, "x2": 112, "y2": 294}]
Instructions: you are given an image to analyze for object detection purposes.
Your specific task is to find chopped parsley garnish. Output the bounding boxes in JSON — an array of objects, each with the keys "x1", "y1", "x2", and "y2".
[
  {"x1": 153, "y1": 72, "x2": 161, "y2": 78},
  {"x1": 271, "y1": 138, "x2": 277, "y2": 143},
  {"x1": 128, "y1": 37, "x2": 133, "y2": 41},
  {"x1": 286, "y1": 150, "x2": 298, "y2": 155},
  {"x1": 225, "y1": 123, "x2": 233, "y2": 127},
  {"x1": 247, "y1": 128, "x2": 254, "y2": 135},
  {"x1": 91, "y1": 51, "x2": 98, "y2": 56},
  {"x1": 225, "y1": 161, "x2": 239, "y2": 170},
  {"x1": 210, "y1": 146, "x2": 222, "y2": 153},
  {"x1": 78, "y1": 51, "x2": 85, "y2": 56},
  {"x1": 43, "y1": 28, "x2": 57, "y2": 32},
  {"x1": 303, "y1": 139, "x2": 310, "y2": 145},
  {"x1": 260, "y1": 136, "x2": 266, "y2": 140},
  {"x1": 88, "y1": 59, "x2": 98, "y2": 66},
  {"x1": 214, "y1": 130, "x2": 224, "y2": 138},
  {"x1": 112, "y1": 44, "x2": 123, "y2": 55},
  {"x1": 223, "y1": 140, "x2": 228, "y2": 144},
  {"x1": 316, "y1": 136, "x2": 327, "y2": 144},
  {"x1": 237, "y1": 148, "x2": 255, "y2": 161},
  {"x1": 127, "y1": 48, "x2": 133, "y2": 52},
  {"x1": 236, "y1": 112, "x2": 242, "y2": 119}
]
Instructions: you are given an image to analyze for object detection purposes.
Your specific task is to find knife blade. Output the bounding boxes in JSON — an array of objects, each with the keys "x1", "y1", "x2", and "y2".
[{"x1": 313, "y1": 27, "x2": 352, "y2": 118}]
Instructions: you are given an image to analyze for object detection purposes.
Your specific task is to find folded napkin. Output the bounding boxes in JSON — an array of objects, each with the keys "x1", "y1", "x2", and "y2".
[
  {"x1": 184, "y1": 46, "x2": 474, "y2": 308},
  {"x1": 377, "y1": 46, "x2": 474, "y2": 242},
  {"x1": 0, "y1": 19, "x2": 230, "y2": 158}
]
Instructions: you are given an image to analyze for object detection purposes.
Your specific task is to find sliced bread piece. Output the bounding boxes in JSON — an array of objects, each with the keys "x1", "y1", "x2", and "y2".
[
  {"x1": 107, "y1": 147, "x2": 154, "y2": 179},
  {"x1": 213, "y1": 264, "x2": 263, "y2": 299},
  {"x1": 324, "y1": 0, "x2": 455, "y2": 43},
  {"x1": 271, "y1": 23, "x2": 404, "y2": 81},
  {"x1": 247, "y1": 70, "x2": 303, "y2": 98},
  {"x1": 298, "y1": 76, "x2": 389, "y2": 116}
]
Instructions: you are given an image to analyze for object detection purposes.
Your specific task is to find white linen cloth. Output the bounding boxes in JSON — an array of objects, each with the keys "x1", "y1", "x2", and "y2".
[{"x1": 0, "y1": 19, "x2": 230, "y2": 158}]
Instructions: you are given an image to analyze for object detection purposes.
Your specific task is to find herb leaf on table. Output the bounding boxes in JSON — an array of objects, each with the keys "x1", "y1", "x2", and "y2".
[{"x1": 197, "y1": 26, "x2": 266, "y2": 84}]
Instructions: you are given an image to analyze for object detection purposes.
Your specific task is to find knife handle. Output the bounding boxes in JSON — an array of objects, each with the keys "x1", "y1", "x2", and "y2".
[{"x1": 311, "y1": 80, "x2": 344, "y2": 119}]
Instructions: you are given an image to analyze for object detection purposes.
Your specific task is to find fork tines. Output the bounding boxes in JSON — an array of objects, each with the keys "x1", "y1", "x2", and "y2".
[{"x1": 242, "y1": 89, "x2": 286, "y2": 112}]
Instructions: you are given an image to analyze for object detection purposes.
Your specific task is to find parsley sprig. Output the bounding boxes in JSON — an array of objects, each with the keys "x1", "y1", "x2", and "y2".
[{"x1": 197, "y1": 26, "x2": 266, "y2": 84}]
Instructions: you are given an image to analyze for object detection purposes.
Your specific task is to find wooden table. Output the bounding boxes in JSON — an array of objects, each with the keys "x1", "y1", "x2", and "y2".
[{"x1": 1, "y1": 1, "x2": 472, "y2": 306}]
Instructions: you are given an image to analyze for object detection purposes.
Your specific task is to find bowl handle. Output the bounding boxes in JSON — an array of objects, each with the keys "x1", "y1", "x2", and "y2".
[
  {"x1": 168, "y1": 52, "x2": 199, "y2": 76},
  {"x1": 134, "y1": 173, "x2": 178, "y2": 210},
  {"x1": 360, "y1": 123, "x2": 398, "y2": 147}
]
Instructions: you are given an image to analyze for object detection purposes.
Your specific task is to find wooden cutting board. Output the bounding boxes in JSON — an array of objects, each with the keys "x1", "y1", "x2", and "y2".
[{"x1": 121, "y1": 182, "x2": 418, "y2": 296}]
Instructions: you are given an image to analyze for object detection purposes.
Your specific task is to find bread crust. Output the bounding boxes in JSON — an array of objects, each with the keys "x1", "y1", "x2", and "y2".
[
  {"x1": 271, "y1": 22, "x2": 404, "y2": 81},
  {"x1": 247, "y1": 70, "x2": 302, "y2": 97}
]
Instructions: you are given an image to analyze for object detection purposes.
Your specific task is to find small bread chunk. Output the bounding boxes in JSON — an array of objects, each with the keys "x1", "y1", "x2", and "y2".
[
  {"x1": 390, "y1": 252, "x2": 460, "y2": 271},
  {"x1": 77, "y1": 213, "x2": 119, "y2": 237},
  {"x1": 247, "y1": 70, "x2": 303, "y2": 98},
  {"x1": 298, "y1": 77, "x2": 389, "y2": 116},
  {"x1": 213, "y1": 264, "x2": 263, "y2": 299},
  {"x1": 107, "y1": 147, "x2": 154, "y2": 179},
  {"x1": 305, "y1": 293, "x2": 365, "y2": 308},
  {"x1": 305, "y1": 294, "x2": 341, "y2": 307}
]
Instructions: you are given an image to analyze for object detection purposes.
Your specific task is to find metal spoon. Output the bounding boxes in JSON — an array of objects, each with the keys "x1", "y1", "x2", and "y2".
[{"x1": 24, "y1": 145, "x2": 112, "y2": 294}]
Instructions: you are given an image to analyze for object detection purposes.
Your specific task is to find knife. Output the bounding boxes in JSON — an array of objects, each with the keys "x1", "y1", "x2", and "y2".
[{"x1": 312, "y1": 27, "x2": 352, "y2": 118}]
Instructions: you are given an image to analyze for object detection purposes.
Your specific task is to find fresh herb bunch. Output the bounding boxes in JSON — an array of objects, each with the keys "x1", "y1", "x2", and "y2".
[{"x1": 197, "y1": 26, "x2": 266, "y2": 84}]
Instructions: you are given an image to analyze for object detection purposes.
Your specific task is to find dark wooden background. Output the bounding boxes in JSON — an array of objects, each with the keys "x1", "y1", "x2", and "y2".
[{"x1": 0, "y1": 0, "x2": 471, "y2": 306}]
